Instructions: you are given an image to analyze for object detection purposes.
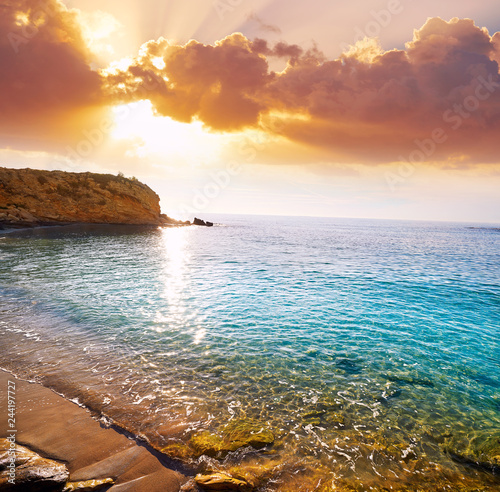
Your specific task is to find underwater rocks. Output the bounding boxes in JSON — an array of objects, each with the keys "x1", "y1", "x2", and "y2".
[
  {"x1": 444, "y1": 431, "x2": 500, "y2": 475},
  {"x1": 448, "y1": 451, "x2": 500, "y2": 475},
  {"x1": 62, "y1": 479, "x2": 115, "y2": 491},
  {"x1": 194, "y1": 472, "x2": 252, "y2": 491},
  {"x1": 302, "y1": 411, "x2": 346, "y2": 428},
  {"x1": 301, "y1": 400, "x2": 346, "y2": 429},
  {"x1": 190, "y1": 421, "x2": 274, "y2": 458}
]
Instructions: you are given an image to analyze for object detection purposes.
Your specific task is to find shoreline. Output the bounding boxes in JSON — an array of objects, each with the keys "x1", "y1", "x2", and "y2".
[
  {"x1": 0, "y1": 222, "x2": 189, "y2": 234},
  {"x1": 0, "y1": 218, "x2": 214, "y2": 235},
  {"x1": 0, "y1": 368, "x2": 190, "y2": 491}
]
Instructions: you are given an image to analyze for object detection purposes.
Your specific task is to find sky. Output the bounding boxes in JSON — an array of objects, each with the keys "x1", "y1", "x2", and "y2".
[{"x1": 1, "y1": 0, "x2": 500, "y2": 222}]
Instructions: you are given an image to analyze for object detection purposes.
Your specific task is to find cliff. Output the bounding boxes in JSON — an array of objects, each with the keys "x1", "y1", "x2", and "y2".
[{"x1": 0, "y1": 167, "x2": 184, "y2": 228}]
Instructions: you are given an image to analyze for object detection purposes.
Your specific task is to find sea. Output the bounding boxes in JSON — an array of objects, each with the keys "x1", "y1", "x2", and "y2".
[{"x1": 0, "y1": 215, "x2": 499, "y2": 491}]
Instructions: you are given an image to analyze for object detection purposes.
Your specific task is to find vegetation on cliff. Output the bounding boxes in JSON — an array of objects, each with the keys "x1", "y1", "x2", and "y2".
[{"x1": 0, "y1": 167, "x2": 186, "y2": 228}]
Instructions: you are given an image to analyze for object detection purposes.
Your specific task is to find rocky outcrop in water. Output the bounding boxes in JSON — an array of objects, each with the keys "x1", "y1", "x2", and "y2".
[
  {"x1": 193, "y1": 217, "x2": 214, "y2": 227},
  {"x1": 0, "y1": 167, "x2": 188, "y2": 228}
]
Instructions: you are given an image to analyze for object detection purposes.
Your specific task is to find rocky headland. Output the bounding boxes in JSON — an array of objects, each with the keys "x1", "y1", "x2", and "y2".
[{"x1": 0, "y1": 167, "x2": 193, "y2": 229}]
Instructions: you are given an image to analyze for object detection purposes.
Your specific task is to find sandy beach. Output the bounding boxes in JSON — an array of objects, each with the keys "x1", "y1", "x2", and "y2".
[{"x1": 0, "y1": 369, "x2": 189, "y2": 491}]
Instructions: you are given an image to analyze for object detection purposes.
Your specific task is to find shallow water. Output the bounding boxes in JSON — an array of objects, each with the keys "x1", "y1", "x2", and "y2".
[{"x1": 0, "y1": 216, "x2": 499, "y2": 490}]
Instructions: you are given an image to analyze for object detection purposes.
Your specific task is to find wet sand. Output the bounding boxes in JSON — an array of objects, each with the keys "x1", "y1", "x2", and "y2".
[{"x1": 0, "y1": 369, "x2": 188, "y2": 491}]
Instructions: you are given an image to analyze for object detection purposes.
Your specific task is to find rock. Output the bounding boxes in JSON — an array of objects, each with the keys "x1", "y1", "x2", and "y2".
[
  {"x1": 0, "y1": 439, "x2": 115, "y2": 492},
  {"x1": 301, "y1": 408, "x2": 345, "y2": 428},
  {"x1": 191, "y1": 421, "x2": 274, "y2": 458},
  {"x1": 444, "y1": 432, "x2": 500, "y2": 475},
  {"x1": 301, "y1": 410, "x2": 326, "y2": 419},
  {"x1": 0, "y1": 167, "x2": 187, "y2": 228},
  {"x1": 62, "y1": 478, "x2": 114, "y2": 491},
  {"x1": 160, "y1": 441, "x2": 193, "y2": 461},
  {"x1": 193, "y1": 217, "x2": 213, "y2": 227},
  {"x1": 303, "y1": 418, "x2": 322, "y2": 427},
  {"x1": 323, "y1": 412, "x2": 345, "y2": 428},
  {"x1": 447, "y1": 450, "x2": 500, "y2": 475},
  {"x1": 0, "y1": 438, "x2": 69, "y2": 491},
  {"x1": 180, "y1": 479, "x2": 201, "y2": 491},
  {"x1": 221, "y1": 421, "x2": 274, "y2": 451},
  {"x1": 159, "y1": 213, "x2": 190, "y2": 227},
  {"x1": 191, "y1": 432, "x2": 225, "y2": 458},
  {"x1": 194, "y1": 472, "x2": 252, "y2": 491}
]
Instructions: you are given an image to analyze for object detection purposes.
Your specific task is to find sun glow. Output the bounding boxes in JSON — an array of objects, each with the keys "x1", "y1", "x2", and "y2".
[
  {"x1": 14, "y1": 12, "x2": 31, "y2": 26},
  {"x1": 111, "y1": 101, "x2": 229, "y2": 165},
  {"x1": 77, "y1": 10, "x2": 122, "y2": 59}
]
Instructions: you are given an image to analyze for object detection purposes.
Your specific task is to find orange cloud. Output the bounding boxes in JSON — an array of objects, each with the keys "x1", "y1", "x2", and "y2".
[
  {"x1": 0, "y1": 0, "x2": 107, "y2": 150},
  {"x1": 104, "y1": 34, "x2": 273, "y2": 130},
  {"x1": 1, "y1": 5, "x2": 500, "y2": 167},
  {"x1": 105, "y1": 17, "x2": 500, "y2": 165}
]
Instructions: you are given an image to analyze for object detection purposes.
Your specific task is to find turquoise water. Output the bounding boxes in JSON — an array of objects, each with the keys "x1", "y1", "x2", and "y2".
[{"x1": 0, "y1": 216, "x2": 499, "y2": 490}]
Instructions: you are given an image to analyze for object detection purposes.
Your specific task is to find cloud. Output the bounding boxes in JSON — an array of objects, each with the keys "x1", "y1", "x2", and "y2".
[
  {"x1": 103, "y1": 33, "x2": 273, "y2": 130},
  {"x1": 1, "y1": 6, "x2": 500, "y2": 167},
  {"x1": 0, "y1": 0, "x2": 107, "y2": 150},
  {"x1": 103, "y1": 17, "x2": 500, "y2": 165}
]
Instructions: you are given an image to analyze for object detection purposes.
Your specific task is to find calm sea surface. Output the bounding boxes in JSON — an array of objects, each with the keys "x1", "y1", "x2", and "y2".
[{"x1": 0, "y1": 215, "x2": 499, "y2": 490}]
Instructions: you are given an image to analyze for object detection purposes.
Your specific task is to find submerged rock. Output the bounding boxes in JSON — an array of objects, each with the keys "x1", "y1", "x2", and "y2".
[
  {"x1": 447, "y1": 451, "x2": 500, "y2": 475},
  {"x1": 301, "y1": 407, "x2": 345, "y2": 428},
  {"x1": 301, "y1": 410, "x2": 326, "y2": 420},
  {"x1": 0, "y1": 438, "x2": 69, "y2": 490},
  {"x1": 444, "y1": 431, "x2": 500, "y2": 475},
  {"x1": 63, "y1": 478, "x2": 114, "y2": 491},
  {"x1": 195, "y1": 472, "x2": 252, "y2": 491},
  {"x1": 222, "y1": 421, "x2": 274, "y2": 450},
  {"x1": 191, "y1": 432, "x2": 225, "y2": 458},
  {"x1": 160, "y1": 441, "x2": 194, "y2": 461},
  {"x1": 191, "y1": 421, "x2": 274, "y2": 458},
  {"x1": 323, "y1": 412, "x2": 346, "y2": 428}
]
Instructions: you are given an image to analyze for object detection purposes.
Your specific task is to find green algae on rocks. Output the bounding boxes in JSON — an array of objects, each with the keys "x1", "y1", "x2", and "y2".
[
  {"x1": 194, "y1": 472, "x2": 252, "y2": 491},
  {"x1": 190, "y1": 420, "x2": 275, "y2": 458}
]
